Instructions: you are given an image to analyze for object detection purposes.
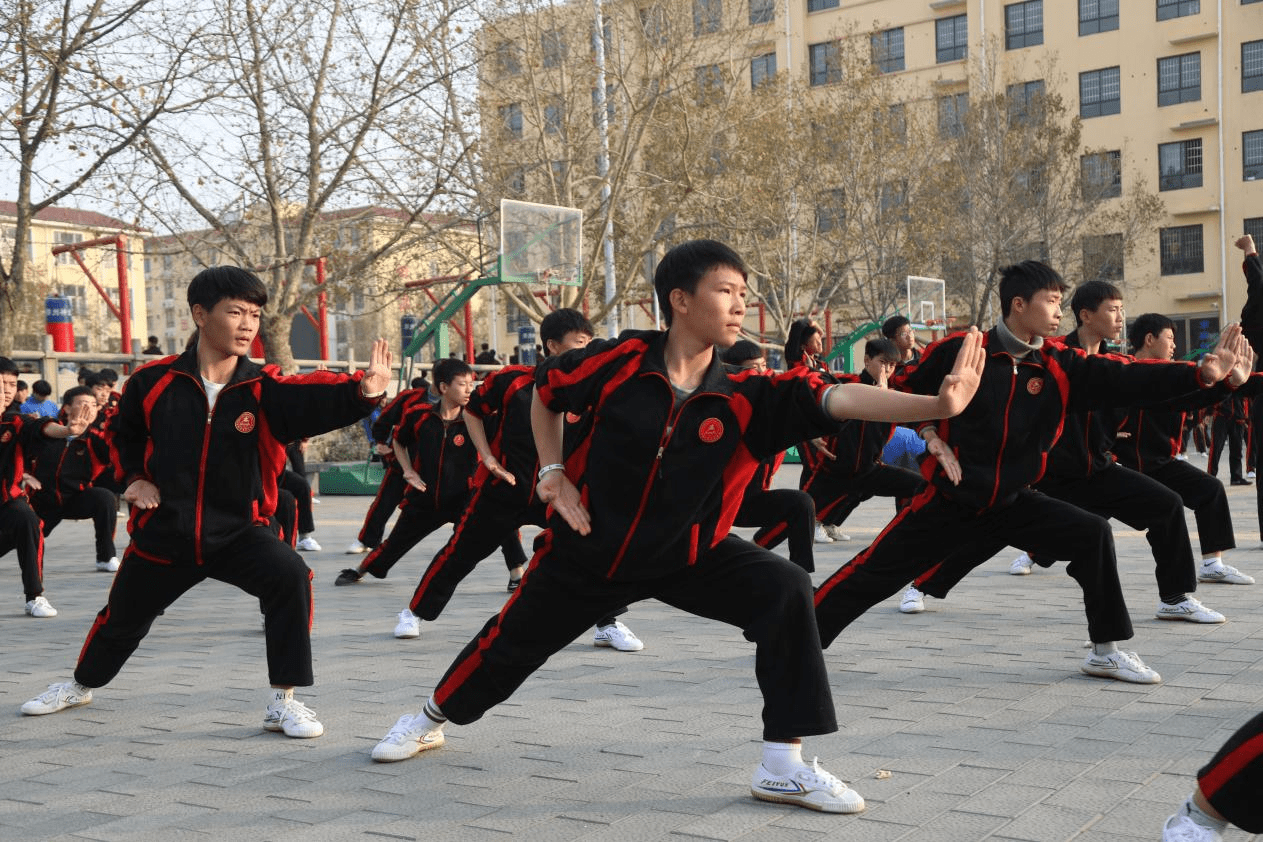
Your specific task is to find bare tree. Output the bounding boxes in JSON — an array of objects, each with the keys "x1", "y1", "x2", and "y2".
[
  {"x1": 0, "y1": 0, "x2": 198, "y2": 353},
  {"x1": 125, "y1": 0, "x2": 481, "y2": 370}
]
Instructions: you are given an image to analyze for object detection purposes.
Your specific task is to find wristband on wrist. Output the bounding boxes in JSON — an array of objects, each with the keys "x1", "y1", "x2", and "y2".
[{"x1": 538, "y1": 463, "x2": 565, "y2": 481}]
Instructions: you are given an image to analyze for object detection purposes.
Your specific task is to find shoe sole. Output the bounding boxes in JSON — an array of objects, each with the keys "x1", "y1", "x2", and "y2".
[
  {"x1": 263, "y1": 721, "x2": 324, "y2": 738},
  {"x1": 372, "y1": 733, "x2": 445, "y2": 762},
  {"x1": 394, "y1": 629, "x2": 420, "y2": 639},
  {"x1": 1010, "y1": 568, "x2": 1032, "y2": 576},
  {"x1": 21, "y1": 697, "x2": 91, "y2": 716},
  {"x1": 1198, "y1": 576, "x2": 1254, "y2": 585},
  {"x1": 1155, "y1": 611, "x2": 1225, "y2": 623},
  {"x1": 1080, "y1": 666, "x2": 1161, "y2": 684},
  {"x1": 750, "y1": 788, "x2": 865, "y2": 813}
]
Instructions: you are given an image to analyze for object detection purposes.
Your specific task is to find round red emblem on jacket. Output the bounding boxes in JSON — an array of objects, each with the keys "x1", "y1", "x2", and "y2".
[
  {"x1": 234, "y1": 412, "x2": 256, "y2": 433},
  {"x1": 698, "y1": 417, "x2": 724, "y2": 443},
  {"x1": 1026, "y1": 378, "x2": 1044, "y2": 395},
  {"x1": 565, "y1": 412, "x2": 582, "y2": 424},
  {"x1": 453, "y1": 433, "x2": 466, "y2": 446}
]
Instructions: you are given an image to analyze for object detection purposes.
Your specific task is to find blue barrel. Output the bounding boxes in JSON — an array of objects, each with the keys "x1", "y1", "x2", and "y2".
[
  {"x1": 400, "y1": 315, "x2": 418, "y2": 355},
  {"x1": 518, "y1": 324, "x2": 537, "y2": 366},
  {"x1": 45, "y1": 296, "x2": 75, "y2": 352}
]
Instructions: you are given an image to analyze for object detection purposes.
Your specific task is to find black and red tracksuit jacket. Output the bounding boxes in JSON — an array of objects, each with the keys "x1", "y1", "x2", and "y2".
[
  {"x1": 371, "y1": 388, "x2": 431, "y2": 446},
  {"x1": 893, "y1": 326, "x2": 1208, "y2": 512},
  {"x1": 108, "y1": 349, "x2": 377, "y2": 564},
  {"x1": 788, "y1": 361, "x2": 853, "y2": 476},
  {"x1": 392, "y1": 402, "x2": 476, "y2": 511},
  {"x1": 0, "y1": 411, "x2": 55, "y2": 503},
  {"x1": 464, "y1": 364, "x2": 595, "y2": 509},
  {"x1": 813, "y1": 369, "x2": 894, "y2": 484},
  {"x1": 29, "y1": 427, "x2": 110, "y2": 505},
  {"x1": 1240, "y1": 252, "x2": 1263, "y2": 355},
  {"x1": 535, "y1": 329, "x2": 837, "y2": 581}
]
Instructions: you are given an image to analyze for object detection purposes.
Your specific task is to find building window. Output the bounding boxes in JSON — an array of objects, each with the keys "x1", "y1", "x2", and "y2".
[
  {"x1": 693, "y1": 0, "x2": 722, "y2": 35},
  {"x1": 695, "y1": 64, "x2": 725, "y2": 102},
  {"x1": 591, "y1": 84, "x2": 616, "y2": 125},
  {"x1": 870, "y1": 27, "x2": 904, "y2": 74},
  {"x1": 1007, "y1": 80, "x2": 1045, "y2": 127},
  {"x1": 499, "y1": 103, "x2": 523, "y2": 138},
  {"x1": 938, "y1": 93, "x2": 968, "y2": 137},
  {"x1": 1083, "y1": 234, "x2": 1124, "y2": 281},
  {"x1": 887, "y1": 103, "x2": 907, "y2": 143},
  {"x1": 749, "y1": 0, "x2": 773, "y2": 24},
  {"x1": 639, "y1": 5, "x2": 669, "y2": 45},
  {"x1": 809, "y1": 41, "x2": 841, "y2": 86},
  {"x1": 935, "y1": 15, "x2": 968, "y2": 63},
  {"x1": 1160, "y1": 225, "x2": 1204, "y2": 275},
  {"x1": 1157, "y1": 0, "x2": 1199, "y2": 20},
  {"x1": 495, "y1": 41, "x2": 521, "y2": 76},
  {"x1": 590, "y1": 20, "x2": 612, "y2": 58},
  {"x1": 1159, "y1": 139, "x2": 1203, "y2": 190},
  {"x1": 507, "y1": 168, "x2": 525, "y2": 196},
  {"x1": 544, "y1": 100, "x2": 563, "y2": 135},
  {"x1": 1244, "y1": 41, "x2": 1263, "y2": 93},
  {"x1": 506, "y1": 301, "x2": 531, "y2": 332},
  {"x1": 1245, "y1": 130, "x2": 1263, "y2": 180},
  {"x1": 1081, "y1": 150, "x2": 1122, "y2": 198},
  {"x1": 1245, "y1": 218, "x2": 1263, "y2": 246},
  {"x1": 1080, "y1": 67, "x2": 1121, "y2": 117},
  {"x1": 1158, "y1": 52, "x2": 1200, "y2": 105},
  {"x1": 54, "y1": 231, "x2": 83, "y2": 265},
  {"x1": 815, "y1": 188, "x2": 846, "y2": 234},
  {"x1": 1079, "y1": 0, "x2": 1119, "y2": 34},
  {"x1": 550, "y1": 160, "x2": 568, "y2": 192},
  {"x1": 541, "y1": 29, "x2": 565, "y2": 67},
  {"x1": 1005, "y1": 1, "x2": 1043, "y2": 50},
  {"x1": 807, "y1": 0, "x2": 838, "y2": 11},
  {"x1": 751, "y1": 52, "x2": 776, "y2": 89}
]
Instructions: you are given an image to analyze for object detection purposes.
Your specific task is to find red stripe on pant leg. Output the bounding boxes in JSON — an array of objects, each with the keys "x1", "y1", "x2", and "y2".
[
  {"x1": 307, "y1": 568, "x2": 314, "y2": 632},
  {"x1": 754, "y1": 521, "x2": 787, "y2": 548},
  {"x1": 913, "y1": 562, "x2": 943, "y2": 588},
  {"x1": 1200, "y1": 733, "x2": 1263, "y2": 801},
  {"x1": 409, "y1": 483, "x2": 489, "y2": 613},
  {"x1": 76, "y1": 606, "x2": 110, "y2": 669}
]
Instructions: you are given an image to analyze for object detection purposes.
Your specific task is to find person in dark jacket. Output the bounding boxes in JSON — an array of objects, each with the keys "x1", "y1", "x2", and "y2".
[
  {"x1": 19, "y1": 265, "x2": 391, "y2": 740},
  {"x1": 813, "y1": 261, "x2": 1244, "y2": 687},
  {"x1": 346, "y1": 380, "x2": 428, "y2": 553},
  {"x1": 366, "y1": 239, "x2": 987, "y2": 817}
]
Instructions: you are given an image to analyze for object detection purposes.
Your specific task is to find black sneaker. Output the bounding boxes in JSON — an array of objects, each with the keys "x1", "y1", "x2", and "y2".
[{"x1": 335, "y1": 568, "x2": 363, "y2": 586}]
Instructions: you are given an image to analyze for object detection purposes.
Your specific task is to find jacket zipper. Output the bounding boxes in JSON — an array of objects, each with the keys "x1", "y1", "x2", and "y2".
[{"x1": 989, "y1": 362, "x2": 1018, "y2": 506}]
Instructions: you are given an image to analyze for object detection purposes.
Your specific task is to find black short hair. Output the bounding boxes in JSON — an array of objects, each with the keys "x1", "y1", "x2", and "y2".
[
  {"x1": 0, "y1": 357, "x2": 19, "y2": 377},
  {"x1": 432, "y1": 357, "x2": 473, "y2": 387},
  {"x1": 881, "y1": 315, "x2": 910, "y2": 339},
  {"x1": 864, "y1": 337, "x2": 899, "y2": 360},
  {"x1": 97, "y1": 367, "x2": 118, "y2": 385},
  {"x1": 784, "y1": 318, "x2": 821, "y2": 365},
  {"x1": 62, "y1": 385, "x2": 94, "y2": 406},
  {"x1": 16, "y1": 380, "x2": 27, "y2": 391},
  {"x1": 540, "y1": 308, "x2": 595, "y2": 351},
  {"x1": 1070, "y1": 280, "x2": 1123, "y2": 327},
  {"x1": 653, "y1": 240, "x2": 748, "y2": 327},
  {"x1": 410, "y1": 377, "x2": 428, "y2": 389},
  {"x1": 1130, "y1": 313, "x2": 1175, "y2": 353},
  {"x1": 86, "y1": 373, "x2": 110, "y2": 389},
  {"x1": 721, "y1": 339, "x2": 764, "y2": 366},
  {"x1": 998, "y1": 261, "x2": 1070, "y2": 318},
  {"x1": 32, "y1": 379, "x2": 51, "y2": 397},
  {"x1": 187, "y1": 266, "x2": 268, "y2": 312},
  {"x1": 148, "y1": 335, "x2": 160, "y2": 344}
]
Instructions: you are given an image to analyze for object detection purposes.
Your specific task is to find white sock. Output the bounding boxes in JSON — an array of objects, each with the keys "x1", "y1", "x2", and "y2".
[
  {"x1": 1182, "y1": 794, "x2": 1228, "y2": 832},
  {"x1": 417, "y1": 697, "x2": 446, "y2": 732},
  {"x1": 761, "y1": 740, "x2": 804, "y2": 775},
  {"x1": 1203, "y1": 556, "x2": 1222, "y2": 568},
  {"x1": 271, "y1": 688, "x2": 293, "y2": 705},
  {"x1": 1092, "y1": 641, "x2": 1119, "y2": 657}
]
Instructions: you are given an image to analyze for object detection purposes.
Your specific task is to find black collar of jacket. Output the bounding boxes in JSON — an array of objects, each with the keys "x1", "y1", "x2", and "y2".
[
  {"x1": 985, "y1": 325, "x2": 1047, "y2": 366},
  {"x1": 635, "y1": 330, "x2": 736, "y2": 397},
  {"x1": 170, "y1": 346, "x2": 265, "y2": 386}
]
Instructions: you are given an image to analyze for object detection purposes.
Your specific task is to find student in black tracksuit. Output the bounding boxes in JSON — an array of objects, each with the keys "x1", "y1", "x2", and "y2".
[
  {"x1": 366, "y1": 239, "x2": 989, "y2": 817},
  {"x1": 335, "y1": 358, "x2": 499, "y2": 585},
  {"x1": 813, "y1": 261, "x2": 1245, "y2": 687},
  {"x1": 1114, "y1": 312, "x2": 1256, "y2": 587},
  {"x1": 724, "y1": 340, "x2": 817, "y2": 573},
  {"x1": 19, "y1": 266, "x2": 390, "y2": 739},
  {"x1": 28, "y1": 386, "x2": 119, "y2": 573},
  {"x1": 390, "y1": 310, "x2": 641, "y2": 648},
  {"x1": 346, "y1": 380, "x2": 430, "y2": 554},
  {"x1": 882, "y1": 315, "x2": 922, "y2": 372},
  {"x1": 1207, "y1": 391, "x2": 1250, "y2": 485},
  {"x1": 0, "y1": 358, "x2": 94, "y2": 619},
  {"x1": 801, "y1": 338, "x2": 925, "y2": 536},
  {"x1": 905, "y1": 282, "x2": 1231, "y2": 625}
]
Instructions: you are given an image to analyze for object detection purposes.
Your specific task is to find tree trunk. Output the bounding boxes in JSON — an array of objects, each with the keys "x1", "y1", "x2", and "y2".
[{"x1": 261, "y1": 311, "x2": 297, "y2": 373}]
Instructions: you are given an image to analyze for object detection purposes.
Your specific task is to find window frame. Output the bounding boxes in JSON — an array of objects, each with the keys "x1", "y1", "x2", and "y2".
[
  {"x1": 1079, "y1": 66, "x2": 1121, "y2": 118},
  {"x1": 1005, "y1": 1, "x2": 1044, "y2": 51},
  {"x1": 1157, "y1": 52, "x2": 1201, "y2": 106},
  {"x1": 1244, "y1": 40, "x2": 1263, "y2": 93},
  {"x1": 808, "y1": 41, "x2": 842, "y2": 86},
  {"x1": 935, "y1": 14, "x2": 968, "y2": 63},
  {"x1": 750, "y1": 51, "x2": 777, "y2": 89},
  {"x1": 1081, "y1": 150, "x2": 1123, "y2": 199},
  {"x1": 871, "y1": 27, "x2": 905, "y2": 74},
  {"x1": 1079, "y1": 0, "x2": 1119, "y2": 35},
  {"x1": 1158, "y1": 138, "x2": 1204, "y2": 190},
  {"x1": 1159, "y1": 224, "x2": 1204, "y2": 275},
  {"x1": 1157, "y1": 0, "x2": 1200, "y2": 20},
  {"x1": 1245, "y1": 130, "x2": 1263, "y2": 181}
]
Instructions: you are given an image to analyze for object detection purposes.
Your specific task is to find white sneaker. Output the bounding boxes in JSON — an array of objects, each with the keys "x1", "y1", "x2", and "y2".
[
  {"x1": 822, "y1": 524, "x2": 850, "y2": 542},
  {"x1": 1081, "y1": 650, "x2": 1161, "y2": 684},
  {"x1": 1175, "y1": 454, "x2": 1189, "y2": 462},
  {"x1": 814, "y1": 524, "x2": 833, "y2": 543},
  {"x1": 345, "y1": 539, "x2": 367, "y2": 554},
  {"x1": 311, "y1": 497, "x2": 322, "y2": 504},
  {"x1": 1162, "y1": 813, "x2": 1224, "y2": 842},
  {"x1": 394, "y1": 609, "x2": 421, "y2": 639},
  {"x1": 25, "y1": 596, "x2": 57, "y2": 618},
  {"x1": 1249, "y1": 471, "x2": 1257, "y2": 480},
  {"x1": 371, "y1": 713, "x2": 445, "y2": 762},
  {"x1": 263, "y1": 696, "x2": 324, "y2": 738},
  {"x1": 1198, "y1": 561, "x2": 1255, "y2": 585},
  {"x1": 750, "y1": 758, "x2": 865, "y2": 813},
  {"x1": 1009, "y1": 552, "x2": 1033, "y2": 576},
  {"x1": 594, "y1": 620, "x2": 644, "y2": 651},
  {"x1": 20, "y1": 681, "x2": 92, "y2": 715},
  {"x1": 898, "y1": 585, "x2": 924, "y2": 614},
  {"x1": 1155, "y1": 596, "x2": 1226, "y2": 624},
  {"x1": 296, "y1": 536, "x2": 322, "y2": 552},
  {"x1": 96, "y1": 556, "x2": 119, "y2": 572}
]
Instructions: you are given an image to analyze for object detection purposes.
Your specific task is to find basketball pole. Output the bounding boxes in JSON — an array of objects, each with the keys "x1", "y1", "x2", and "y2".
[{"x1": 593, "y1": 0, "x2": 618, "y2": 338}]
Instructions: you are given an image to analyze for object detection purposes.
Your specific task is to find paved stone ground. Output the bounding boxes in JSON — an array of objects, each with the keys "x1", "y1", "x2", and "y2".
[{"x1": 3, "y1": 452, "x2": 1262, "y2": 841}]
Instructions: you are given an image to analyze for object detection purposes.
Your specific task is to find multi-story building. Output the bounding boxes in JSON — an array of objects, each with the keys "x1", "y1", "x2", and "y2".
[
  {"x1": 145, "y1": 205, "x2": 481, "y2": 362},
  {"x1": 0, "y1": 201, "x2": 150, "y2": 353},
  {"x1": 478, "y1": 0, "x2": 1263, "y2": 358}
]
